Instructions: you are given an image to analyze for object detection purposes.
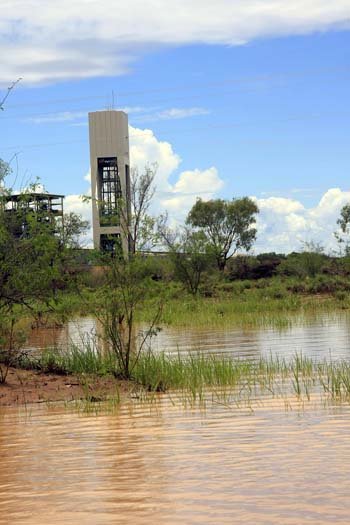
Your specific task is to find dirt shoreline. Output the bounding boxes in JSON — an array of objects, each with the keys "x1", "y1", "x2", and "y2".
[{"x1": 0, "y1": 367, "x2": 131, "y2": 406}]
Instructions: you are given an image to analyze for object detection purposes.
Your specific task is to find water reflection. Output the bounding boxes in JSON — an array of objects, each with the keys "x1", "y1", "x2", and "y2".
[
  {"x1": 1, "y1": 399, "x2": 350, "y2": 524},
  {"x1": 25, "y1": 311, "x2": 350, "y2": 362}
]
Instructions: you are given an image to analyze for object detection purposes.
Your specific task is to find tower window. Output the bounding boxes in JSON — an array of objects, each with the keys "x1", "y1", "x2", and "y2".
[
  {"x1": 100, "y1": 233, "x2": 122, "y2": 255},
  {"x1": 98, "y1": 157, "x2": 122, "y2": 225}
]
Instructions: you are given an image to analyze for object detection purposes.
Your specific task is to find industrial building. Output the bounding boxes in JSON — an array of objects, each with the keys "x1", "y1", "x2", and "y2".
[
  {"x1": 2, "y1": 192, "x2": 64, "y2": 238},
  {"x1": 88, "y1": 110, "x2": 131, "y2": 254}
]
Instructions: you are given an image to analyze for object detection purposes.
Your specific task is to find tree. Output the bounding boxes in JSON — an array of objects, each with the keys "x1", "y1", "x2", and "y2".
[
  {"x1": 299, "y1": 241, "x2": 326, "y2": 277},
  {"x1": 0, "y1": 177, "x2": 89, "y2": 382},
  {"x1": 122, "y1": 164, "x2": 159, "y2": 254},
  {"x1": 57, "y1": 212, "x2": 89, "y2": 249},
  {"x1": 92, "y1": 253, "x2": 162, "y2": 379},
  {"x1": 88, "y1": 165, "x2": 163, "y2": 379},
  {"x1": 335, "y1": 204, "x2": 350, "y2": 255},
  {"x1": 0, "y1": 159, "x2": 12, "y2": 187},
  {"x1": 186, "y1": 197, "x2": 259, "y2": 272},
  {"x1": 0, "y1": 210, "x2": 59, "y2": 381},
  {"x1": 158, "y1": 219, "x2": 214, "y2": 295}
]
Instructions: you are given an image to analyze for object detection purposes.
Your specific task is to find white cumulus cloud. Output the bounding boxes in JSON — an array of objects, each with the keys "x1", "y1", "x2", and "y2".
[
  {"x1": 255, "y1": 196, "x2": 305, "y2": 215},
  {"x1": 129, "y1": 127, "x2": 224, "y2": 219},
  {"x1": 253, "y1": 188, "x2": 350, "y2": 254},
  {"x1": 161, "y1": 167, "x2": 224, "y2": 221},
  {"x1": 129, "y1": 126, "x2": 181, "y2": 193}
]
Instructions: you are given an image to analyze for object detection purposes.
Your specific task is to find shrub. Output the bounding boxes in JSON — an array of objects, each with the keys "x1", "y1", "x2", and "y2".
[{"x1": 227, "y1": 253, "x2": 284, "y2": 280}]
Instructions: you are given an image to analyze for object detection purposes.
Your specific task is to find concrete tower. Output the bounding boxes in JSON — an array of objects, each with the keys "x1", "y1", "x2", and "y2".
[{"x1": 88, "y1": 110, "x2": 130, "y2": 254}]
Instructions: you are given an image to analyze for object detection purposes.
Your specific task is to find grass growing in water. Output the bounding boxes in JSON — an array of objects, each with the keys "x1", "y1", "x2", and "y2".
[
  {"x1": 20, "y1": 276, "x2": 350, "y2": 331},
  {"x1": 142, "y1": 292, "x2": 345, "y2": 329},
  {"x1": 19, "y1": 342, "x2": 115, "y2": 376},
  {"x1": 17, "y1": 343, "x2": 350, "y2": 405}
]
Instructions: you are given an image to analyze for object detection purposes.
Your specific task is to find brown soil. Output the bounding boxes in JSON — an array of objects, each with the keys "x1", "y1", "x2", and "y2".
[{"x1": 0, "y1": 367, "x2": 131, "y2": 406}]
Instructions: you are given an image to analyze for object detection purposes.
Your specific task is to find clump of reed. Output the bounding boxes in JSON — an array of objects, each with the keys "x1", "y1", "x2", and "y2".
[
  {"x1": 132, "y1": 352, "x2": 253, "y2": 393},
  {"x1": 18, "y1": 339, "x2": 115, "y2": 376}
]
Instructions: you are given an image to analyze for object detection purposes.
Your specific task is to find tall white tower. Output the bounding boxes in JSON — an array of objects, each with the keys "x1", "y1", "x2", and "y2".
[{"x1": 88, "y1": 110, "x2": 130, "y2": 253}]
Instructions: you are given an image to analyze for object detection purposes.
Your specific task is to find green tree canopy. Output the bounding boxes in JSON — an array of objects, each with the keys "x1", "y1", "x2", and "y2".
[
  {"x1": 0, "y1": 174, "x2": 89, "y2": 312},
  {"x1": 335, "y1": 204, "x2": 350, "y2": 255},
  {"x1": 186, "y1": 197, "x2": 259, "y2": 271}
]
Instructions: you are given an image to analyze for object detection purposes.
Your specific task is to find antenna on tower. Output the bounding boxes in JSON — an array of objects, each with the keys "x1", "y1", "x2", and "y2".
[
  {"x1": 105, "y1": 90, "x2": 116, "y2": 111},
  {"x1": 0, "y1": 78, "x2": 22, "y2": 111}
]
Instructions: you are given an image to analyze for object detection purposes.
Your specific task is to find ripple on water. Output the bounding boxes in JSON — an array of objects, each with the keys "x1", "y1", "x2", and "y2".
[{"x1": 1, "y1": 396, "x2": 350, "y2": 524}]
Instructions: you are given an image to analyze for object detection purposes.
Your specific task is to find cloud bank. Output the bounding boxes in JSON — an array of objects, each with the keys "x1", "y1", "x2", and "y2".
[
  {"x1": 2, "y1": 1, "x2": 350, "y2": 84},
  {"x1": 252, "y1": 190, "x2": 350, "y2": 254}
]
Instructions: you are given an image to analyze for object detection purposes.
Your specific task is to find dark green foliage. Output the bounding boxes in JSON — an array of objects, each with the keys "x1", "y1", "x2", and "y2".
[
  {"x1": 186, "y1": 197, "x2": 259, "y2": 271},
  {"x1": 90, "y1": 254, "x2": 163, "y2": 379},
  {"x1": 227, "y1": 253, "x2": 284, "y2": 280},
  {"x1": 277, "y1": 251, "x2": 329, "y2": 278},
  {"x1": 322, "y1": 257, "x2": 350, "y2": 277},
  {"x1": 286, "y1": 275, "x2": 350, "y2": 294},
  {"x1": 169, "y1": 230, "x2": 216, "y2": 295},
  {"x1": 138, "y1": 254, "x2": 174, "y2": 282},
  {"x1": 0, "y1": 205, "x2": 88, "y2": 310},
  {"x1": 0, "y1": 172, "x2": 89, "y2": 382}
]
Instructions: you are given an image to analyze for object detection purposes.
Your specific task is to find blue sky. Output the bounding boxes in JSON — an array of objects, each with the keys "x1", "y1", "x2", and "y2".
[{"x1": 1, "y1": 1, "x2": 350, "y2": 252}]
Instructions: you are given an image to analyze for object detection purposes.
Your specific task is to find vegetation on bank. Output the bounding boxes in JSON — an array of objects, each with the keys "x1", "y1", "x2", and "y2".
[
  {"x1": 11, "y1": 345, "x2": 350, "y2": 405},
  {"x1": 20, "y1": 269, "x2": 350, "y2": 331},
  {"x1": 3, "y1": 250, "x2": 350, "y2": 383}
]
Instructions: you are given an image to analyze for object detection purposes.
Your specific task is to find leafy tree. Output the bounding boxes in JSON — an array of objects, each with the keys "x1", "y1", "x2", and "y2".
[
  {"x1": 186, "y1": 197, "x2": 259, "y2": 271},
  {"x1": 87, "y1": 165, "x2": 163, "y2": 379},
  {"x1": 0, "y1": 177, "x2": 89, "y2": 382},
  {"x1": 57, "y1": 212, "x2": 89, "y2": 249},
  {"x1": 92, "y1": 253, "x2": 162, "y2": 379},
  {"x1": 335, "y1": 204, "x2": 350, "y2": 255},
  {"x1": 158, "y1": 221, "x2": 214, "y2": 295}
]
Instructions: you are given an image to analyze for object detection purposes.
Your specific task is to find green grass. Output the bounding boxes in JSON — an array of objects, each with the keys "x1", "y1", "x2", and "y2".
[
  {"x1": 18, "y1": 341, "x2": 115, "y2": 376},
  {"x1": 137, "y1": 275, "x2": 350, "y2": 328},
  {"x1": 16, "y1": 343, "x2": 350, "y2": 404},
  {"x1": 143, "y1": 295, "x2": 343, "y2": 329},
  {"x1": 17, "y1": 274, "x2": 350, "y2": 330}
]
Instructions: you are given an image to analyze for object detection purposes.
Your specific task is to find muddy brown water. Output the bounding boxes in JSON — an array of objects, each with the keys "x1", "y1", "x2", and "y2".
[
  {"x1": 1, "y1": 397, "x2": 350, "y2": 524},
  {"x1": 3, "y1": 312, "x2": 350, "y2": 523},
  {"x1": 26, "y1": 311, "x2": 350, "y2": 361}
]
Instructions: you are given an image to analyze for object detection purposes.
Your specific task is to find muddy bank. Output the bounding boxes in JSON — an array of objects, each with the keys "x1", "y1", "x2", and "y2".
[{"x1": 0, "y1": 368, "x2": 130, "y2": 406}]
